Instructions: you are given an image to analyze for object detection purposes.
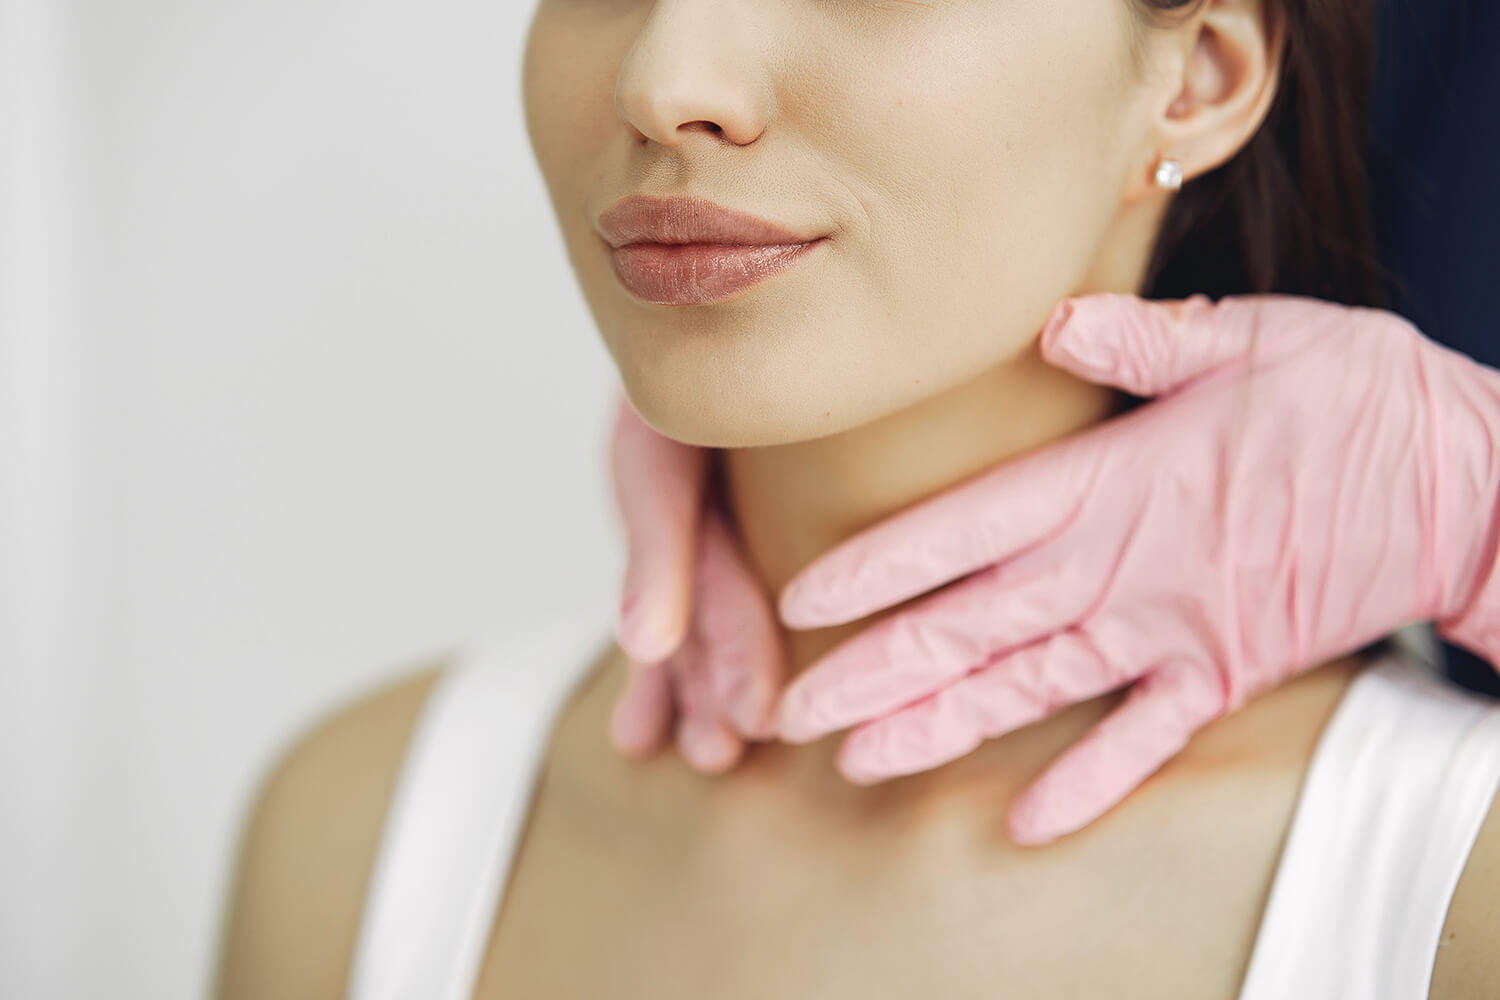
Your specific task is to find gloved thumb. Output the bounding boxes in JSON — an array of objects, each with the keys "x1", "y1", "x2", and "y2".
[
  {"x1": 1039, "y1": 293, "x2": 1260, "y2": 397},
  {"x1": 610, "y1": 392, "x2": 709, "y2": 663}
]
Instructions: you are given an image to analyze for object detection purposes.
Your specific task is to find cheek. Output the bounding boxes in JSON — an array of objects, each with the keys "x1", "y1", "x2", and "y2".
[
  {"x1": 843, "y1": 5, "x2": 1137, "y2": 365},
  {"x1": 520, "y1": 15, "x2": 558, "y2": 167},
  {"x1": 521, "y1": 0, "x2": 1141, "y2": 448},
  {"x1": 522, "y1": 9, "x2": 618, "y2": 195}
]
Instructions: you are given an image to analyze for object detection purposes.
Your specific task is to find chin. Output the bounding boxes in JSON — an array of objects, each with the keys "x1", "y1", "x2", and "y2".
[
  {"x1": 621, "y1": 385, "x2": 814, "y2": 449},
  {"x1": 619, "y1": 370, "x2": 897, "y2": 450}
]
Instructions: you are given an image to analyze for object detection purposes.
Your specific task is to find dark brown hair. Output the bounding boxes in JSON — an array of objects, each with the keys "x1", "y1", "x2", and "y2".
[{"x1": 1133, "y1": 0, "x2": 1387, "y2": 309}]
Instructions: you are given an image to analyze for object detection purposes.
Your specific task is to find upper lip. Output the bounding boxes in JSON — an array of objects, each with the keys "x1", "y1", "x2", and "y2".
[{"x1": 597, "y1": 194, "x2": 826, "y2": 249}]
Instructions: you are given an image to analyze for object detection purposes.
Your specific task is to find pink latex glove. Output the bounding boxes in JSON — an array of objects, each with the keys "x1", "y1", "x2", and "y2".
[
  {"x1": 608, "y1": 397, "x2": 785, "y2": 770},
  {"x1": 776, "y1": 293, "x2": 1500, "y2": 844},
  {"x1": 606, "y1": 292, "x2": 1500, "y2": 845}
]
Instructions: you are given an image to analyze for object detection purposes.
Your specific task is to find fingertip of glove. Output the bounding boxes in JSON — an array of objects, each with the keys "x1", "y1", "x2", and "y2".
[
  {"x1": 617, "y1": 594, "x2": 683, "y2": 663},
  {"x1": 1007, "y1": 783, "x2": 1084, "y2": 847},
  {"x1": 679, "y1": 716, "x2": 744, "y2": 773},
  {"x1": 609, "y1": 661, "x2": 672, "y2": 756},
  {"x1": 834, "y1": 742, "x2": 894, "y2": 786},
  {"x1": 775, "y1": 697, "x2": 827, "y2": 745},
  {"x1": 1006, "y1": 815, "x2": 1060, "y2": 848},
  {"x1": 1039, "y1": 298, "x2": 1080, "y2": 351},
  {"x1": 729, "y1": 694, "x2": 781, "y2": 741},
  {"x1": 1039, "y1": 295, "x2": 1120, "y2": 372},
  {"x1": 609, "y1": 701, "x2": 661, "y2": 758},
  {"x1": 777, "y1": 579, "x2": 830, "y2": 629}
]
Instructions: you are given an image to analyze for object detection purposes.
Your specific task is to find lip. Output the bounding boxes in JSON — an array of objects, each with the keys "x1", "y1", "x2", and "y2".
[
  {"x1": 597, "y1": 194, "x2": 827, "y2": 249},
  {"x1": 610, "y1": 239, "x2": 828, "y2": 305}
]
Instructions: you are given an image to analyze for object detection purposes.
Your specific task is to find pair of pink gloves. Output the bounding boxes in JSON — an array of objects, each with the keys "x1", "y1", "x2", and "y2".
[{"x1": 607, "y1": 293, "x2": 1500, "y2": 845}]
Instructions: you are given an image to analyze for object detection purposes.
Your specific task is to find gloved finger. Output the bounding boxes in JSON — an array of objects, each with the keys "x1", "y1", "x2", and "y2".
[
  {"x1": 778, "y1": 441, "x2": 1096, "y2": 630},
  {"x1": 778, "y1": 546, "x2": 1105, "y2": 743},
  {"x1": 609, "y1": 660, "x2": 674, "y2": 758},
  {"x1": 696, "y1": 506, "x2": 786, "y2": 740},
  {"x1": 676, "y1": 709, "x2": 745, "y2": 773},
  {"x1": 1005, "y1": 659, "x2": 1225, "y2": 846},
  {"x1": 669, "y1": 632, "x2": 745, "y2": 773},
  {"x1": 1039, "y1": 293, "x2": 1265, "y2": 397},
  {"x1": 833, "y1": 630, "x2": 1121, "y2": 783},
  {"x1": 610, "y1": 392, "x2": 710, "y2": 663}
]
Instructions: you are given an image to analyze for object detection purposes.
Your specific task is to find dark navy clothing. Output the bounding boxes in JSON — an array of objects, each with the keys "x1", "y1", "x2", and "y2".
[{"x1": 1370, "y1": 0, "x2": 1500, "y2": 695}]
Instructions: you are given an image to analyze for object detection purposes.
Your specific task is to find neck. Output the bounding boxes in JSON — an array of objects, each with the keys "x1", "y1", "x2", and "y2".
[{"x1": 721, "y1": 337, "x2": 1125, "y2": 679}]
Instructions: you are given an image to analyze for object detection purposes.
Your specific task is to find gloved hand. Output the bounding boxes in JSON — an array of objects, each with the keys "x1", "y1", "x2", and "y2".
[
  {"x1": 606, "y1": 293, "x2": 1500, "y2": 845},
  {"x1": 607, "y1": 395, "x2": 785, "y2": 771},
  {"x1": 776, "y1": 293, "x2": 1500, "y2": 844}
]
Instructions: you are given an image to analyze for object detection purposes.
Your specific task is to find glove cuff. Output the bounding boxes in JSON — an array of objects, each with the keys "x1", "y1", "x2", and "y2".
[
  {"x1": 1434, "y1": 350, "x2": 1500, "y2": 667},
  {"x1": 1437, "y1": 506, "x2": 1500, "y2": 665}
]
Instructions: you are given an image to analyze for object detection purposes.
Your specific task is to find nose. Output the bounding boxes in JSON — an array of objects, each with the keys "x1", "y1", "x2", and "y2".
[{"x1": 613, "y1": 2, "x2": 771, "y2": 149}]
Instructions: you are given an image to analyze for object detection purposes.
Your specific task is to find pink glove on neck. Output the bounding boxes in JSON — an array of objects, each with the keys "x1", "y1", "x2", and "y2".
[
  {"x1": 773, "y1": 294, "x2": 1500, "y2": 842},
  {"x1": 610, "y1": 292, "x2": 1500, "y2": 845}
]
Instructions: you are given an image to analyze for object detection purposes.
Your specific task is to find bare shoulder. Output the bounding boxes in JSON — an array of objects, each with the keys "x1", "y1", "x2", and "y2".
[
  {"x1": 212, "y1": 653, "x2": 451, "y2": 1000},
  {"x1": 1431, "y1": 776, "x2": 1500, "y2": 1000}
]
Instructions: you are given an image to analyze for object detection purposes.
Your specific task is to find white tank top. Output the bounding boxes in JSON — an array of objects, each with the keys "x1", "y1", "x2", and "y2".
[{"x1": 346, "y1": 611, "x2": 1500, "y2": 1000}]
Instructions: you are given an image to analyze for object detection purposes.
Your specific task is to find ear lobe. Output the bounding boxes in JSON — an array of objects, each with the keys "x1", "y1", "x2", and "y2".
[{"x1": 1154, "y1": 0, "x2": 1283, "y2": 186}]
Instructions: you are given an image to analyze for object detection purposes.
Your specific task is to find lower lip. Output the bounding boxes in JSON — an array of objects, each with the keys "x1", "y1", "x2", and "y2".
[{"x1": 610, "y1": 239, "x2": 826, "y2": 305}]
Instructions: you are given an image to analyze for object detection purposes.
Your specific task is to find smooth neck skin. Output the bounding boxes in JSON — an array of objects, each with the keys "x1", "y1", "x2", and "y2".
[
  {"x1": 725, "y1": 338, "x2": 1127, "y2": 676},
  {"x1": 723, "y1": 195, "x2": 1159, "y2": 678}
]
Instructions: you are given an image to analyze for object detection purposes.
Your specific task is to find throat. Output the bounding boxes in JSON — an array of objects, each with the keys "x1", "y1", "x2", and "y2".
[{"x1": 720, "y1": 338, "x2": 1124, "y2": 679}]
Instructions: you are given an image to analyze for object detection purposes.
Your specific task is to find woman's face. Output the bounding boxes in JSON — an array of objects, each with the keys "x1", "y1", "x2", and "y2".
[{"x1": 523, "y1": 0, "x2": 1178, "y2": 447}]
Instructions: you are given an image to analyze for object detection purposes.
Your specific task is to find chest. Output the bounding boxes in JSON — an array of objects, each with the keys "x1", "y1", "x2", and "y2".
[{"x1": 469, "y1": 754, "x2": 1299, "y2": 1000}]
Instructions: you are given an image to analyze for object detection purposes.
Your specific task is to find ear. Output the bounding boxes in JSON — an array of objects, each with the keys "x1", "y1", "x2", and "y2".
[{"x1": 1139, "y1": 0, "x2": 1284, "y2": 195}]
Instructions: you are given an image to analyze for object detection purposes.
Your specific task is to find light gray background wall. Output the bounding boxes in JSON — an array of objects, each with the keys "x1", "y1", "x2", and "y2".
[{"x1": 2, "y1": 1, "x2": 621, "y2": 996}]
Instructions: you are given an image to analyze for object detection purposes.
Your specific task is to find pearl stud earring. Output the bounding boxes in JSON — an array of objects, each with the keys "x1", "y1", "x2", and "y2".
[{"x1": 1154, "y1": 158, "x2": 1184, "y2": 191}]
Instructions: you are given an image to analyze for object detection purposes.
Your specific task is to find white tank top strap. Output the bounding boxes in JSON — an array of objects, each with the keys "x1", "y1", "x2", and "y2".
[
  {"x1": 347, "y1": 609, "x2": 1500, "y2": 1000},
  {"x1": 1236, "y1": 653, "x2": 1500, "y2": 1000},
  {"x1": 347, "y1": 605, "x2": 613, "y2": 1000}
]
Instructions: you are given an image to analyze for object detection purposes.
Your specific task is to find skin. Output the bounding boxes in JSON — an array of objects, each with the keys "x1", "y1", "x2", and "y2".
[
  {"x1": 536, "y1": 0, "x2": 1164, "y2": 452},
  {"x1": 518, "y1": 0, "x2": 1278, "y2": 687},
  {"x1": 213, "y1": 0, "x2": 1500, "y2": 995},
  {"x1": 213, "y1": 644, "x2": 1500, "y2": 997}
]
